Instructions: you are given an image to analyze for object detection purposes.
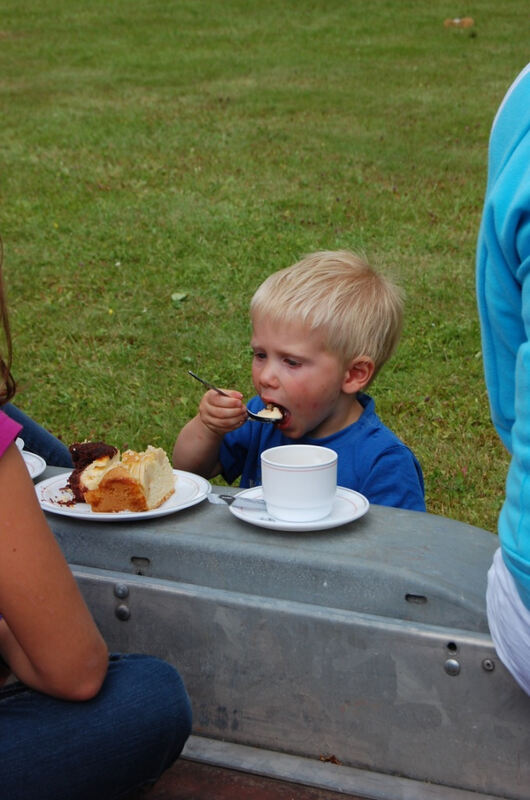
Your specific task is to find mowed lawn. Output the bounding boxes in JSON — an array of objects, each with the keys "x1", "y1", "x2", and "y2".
[{"x1": 1, "y1": 0, "x2": 528, "y2": 531}]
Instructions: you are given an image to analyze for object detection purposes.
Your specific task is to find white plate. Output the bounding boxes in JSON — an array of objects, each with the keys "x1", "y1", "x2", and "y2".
[
  {"x1": 22, "y1": 450, "x2": 47, "y2": 480},
  {"x1": 228, "y1": 486, "x2": 369, "y2": 531},
  {"x1": 36, "y1": 470, "x2": 211, "y2": 521}
]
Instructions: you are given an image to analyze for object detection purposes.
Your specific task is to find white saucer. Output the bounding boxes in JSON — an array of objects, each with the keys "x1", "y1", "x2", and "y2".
[
  {"x1": 22, "y1": 450, "x2": 47, "y2": 480},
  {"x1": 36, "y1": 470, "x2": 211, "y2": 521},
  {"x1": 228, "y1": 486, "x2": 369, "y2": 531}
]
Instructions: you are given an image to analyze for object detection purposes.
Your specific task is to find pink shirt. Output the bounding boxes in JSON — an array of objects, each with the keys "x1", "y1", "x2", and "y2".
[{"x1": 0, "y1": 409, "x2": 22, "y2": 459}]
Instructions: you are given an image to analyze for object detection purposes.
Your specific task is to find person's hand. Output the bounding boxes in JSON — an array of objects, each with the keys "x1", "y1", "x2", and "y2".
[{"x1": 198, "y1": 389, "x2": 247, "y2": 437}]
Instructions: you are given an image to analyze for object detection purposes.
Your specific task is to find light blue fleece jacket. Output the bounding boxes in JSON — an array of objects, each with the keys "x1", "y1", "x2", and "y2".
[{"x1": 476, "y1": 64, "x2": 530, "y2": 609}]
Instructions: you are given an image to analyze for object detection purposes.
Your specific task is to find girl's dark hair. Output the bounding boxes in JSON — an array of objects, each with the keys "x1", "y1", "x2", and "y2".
[{"x1": 0, "y1": 237, "x2": 16, "y2": 405}]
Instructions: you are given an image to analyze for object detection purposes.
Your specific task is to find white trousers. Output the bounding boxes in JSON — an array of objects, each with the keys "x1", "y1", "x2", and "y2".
[{"x1": 486, "y1": 547, "x2": 530, "y2": 696}]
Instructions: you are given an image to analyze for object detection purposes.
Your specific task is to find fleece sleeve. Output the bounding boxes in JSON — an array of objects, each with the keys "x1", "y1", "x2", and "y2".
[{"x1": 476, "y1": 66, "x2": 530, "y2": 603}]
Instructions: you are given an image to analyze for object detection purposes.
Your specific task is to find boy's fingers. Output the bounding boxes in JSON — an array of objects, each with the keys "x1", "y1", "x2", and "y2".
[{"x1": 207, "y1": 391, "x2": 244, "y2": 411}]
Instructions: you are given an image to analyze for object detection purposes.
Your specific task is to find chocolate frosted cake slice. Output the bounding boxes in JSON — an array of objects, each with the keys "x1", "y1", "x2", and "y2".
[{"x1": 67, "y1": 442, "x2": 119, "y2": 502}]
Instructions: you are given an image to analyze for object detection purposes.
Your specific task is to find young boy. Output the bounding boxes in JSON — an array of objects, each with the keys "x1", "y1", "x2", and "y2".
[{"x1": 173, "y1": 250, "x2": 425, "y2": 511}]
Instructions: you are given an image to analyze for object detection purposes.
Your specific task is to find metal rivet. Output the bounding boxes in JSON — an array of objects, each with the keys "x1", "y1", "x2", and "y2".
[
  {"x1": 444, "y1": 658, "x2": 460, "y2": 676},
  {"x1": 482, "y1": 658, "x2": 495, "y2": 672},
  {"x1": 115, "y1": 604, "x2": 130, "y2": 621},
  {"x1": 114, "y1": 583, "x2": 129, "y2": 599}
]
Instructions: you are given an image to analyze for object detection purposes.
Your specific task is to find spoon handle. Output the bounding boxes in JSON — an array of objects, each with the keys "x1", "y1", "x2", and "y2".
[
  {"x1": 218, "y1": 493, "x2": 268, "y2": 510},
  {"x1": 188, "y1": 370, "x2": 230, "y2": 397}
]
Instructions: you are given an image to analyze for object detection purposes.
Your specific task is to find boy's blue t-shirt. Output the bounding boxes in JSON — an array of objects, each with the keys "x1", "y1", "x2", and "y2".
[{"x1": 220, "y1": 393, "x2": 425, "y2": 511}]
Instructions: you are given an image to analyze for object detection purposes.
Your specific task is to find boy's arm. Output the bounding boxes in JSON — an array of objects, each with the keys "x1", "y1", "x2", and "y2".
[
  {"x1": 172, "y1": 413, "x2": 224, "y2": 478},
  {"x1": 172, "y1": 388, "x2": 247, "y2": 478}
]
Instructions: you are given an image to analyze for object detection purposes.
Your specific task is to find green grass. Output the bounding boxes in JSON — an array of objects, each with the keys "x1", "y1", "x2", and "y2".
[{"x1": 1, "y1": 0, "x2": 526, "y2": 531}]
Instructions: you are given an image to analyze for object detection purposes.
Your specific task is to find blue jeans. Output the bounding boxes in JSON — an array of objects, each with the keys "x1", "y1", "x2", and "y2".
[
  {"x1": 3, "y1": 403, "x2": 73, "y2": 468},
  {"x1": 0, "y1": 653, "x2": 192, "y2": 800}
]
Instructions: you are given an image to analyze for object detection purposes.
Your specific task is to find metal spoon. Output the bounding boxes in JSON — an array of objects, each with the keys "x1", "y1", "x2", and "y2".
[{"x1": 187, "y1": 370, "x2": 281, "y2": 423}]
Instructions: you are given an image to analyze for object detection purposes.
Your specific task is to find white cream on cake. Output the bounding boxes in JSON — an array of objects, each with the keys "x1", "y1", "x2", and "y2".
[
  {"x1": 80, "y1": 451, "x2": 121, "y2": 491},
  {"x1": 120, "y1": 446, "x2": 175, "y2": 510}
]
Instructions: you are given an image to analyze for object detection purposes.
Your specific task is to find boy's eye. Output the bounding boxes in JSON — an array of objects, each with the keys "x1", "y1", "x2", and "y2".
[
  {"x1": 252, "y1": 351, "x2": 266, "y2": 360},
  {"x1": 284, "y1": 358, "x2": 301, "y2": 367}
]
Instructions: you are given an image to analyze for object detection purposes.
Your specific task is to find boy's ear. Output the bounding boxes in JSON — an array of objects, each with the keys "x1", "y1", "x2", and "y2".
[{"x1": 342, "y1": 356, "x2": 375, "y2": 394}]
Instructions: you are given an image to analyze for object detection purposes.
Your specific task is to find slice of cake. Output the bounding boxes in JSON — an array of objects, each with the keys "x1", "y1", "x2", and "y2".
[
  {"x1": 83, "y1": 465, "x2": 150, "y2": 512},
  {"x1": 67, "y1": 442, "x2": 175, "y2": 512}
]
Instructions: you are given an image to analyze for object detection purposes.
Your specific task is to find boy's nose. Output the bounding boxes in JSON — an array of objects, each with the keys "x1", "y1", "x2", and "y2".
[{"x1": 259, "y1": 362, "x2": 279, "y2": 388}]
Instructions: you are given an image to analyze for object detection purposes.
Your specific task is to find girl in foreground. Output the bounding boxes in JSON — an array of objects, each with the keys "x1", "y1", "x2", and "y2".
[{"x1": 0, "y1": 241, "x2": 192, "y2": 799}]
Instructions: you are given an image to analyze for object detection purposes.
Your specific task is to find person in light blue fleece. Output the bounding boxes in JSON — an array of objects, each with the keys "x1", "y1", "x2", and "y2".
[{"x1": 476, "y1": 63, "x2": 530, "y2": 695}]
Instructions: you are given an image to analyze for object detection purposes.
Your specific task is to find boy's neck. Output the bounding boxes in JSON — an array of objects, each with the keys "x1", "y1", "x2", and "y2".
[
  {"x1": 310, "y1": 392, "x2": 366, "y2": 439},
  {"x1": 341, "y1": 392, "x2": 366, "y2": 428}
]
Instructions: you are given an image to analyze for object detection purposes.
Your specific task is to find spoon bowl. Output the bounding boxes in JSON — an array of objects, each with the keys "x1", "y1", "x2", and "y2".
[{"x1": 247, "y1": 407, "x2": 282, "y2": 423}]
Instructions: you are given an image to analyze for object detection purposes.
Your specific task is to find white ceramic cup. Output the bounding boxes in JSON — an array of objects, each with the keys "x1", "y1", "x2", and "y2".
[{"x1": 260, "y1": 444, "x2": 338, "y2": 522}]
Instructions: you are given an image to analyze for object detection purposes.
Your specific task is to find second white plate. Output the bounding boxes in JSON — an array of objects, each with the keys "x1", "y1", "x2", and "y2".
[
  {"x1": 22, "y1": 450, "x2": 47, "y2": 480},
  {"x1": 36, "y1": 470, "x2": 211, "y2": 521},
  {"x1": 228, "y1": 486, "x2": 369, "y2": 531}
]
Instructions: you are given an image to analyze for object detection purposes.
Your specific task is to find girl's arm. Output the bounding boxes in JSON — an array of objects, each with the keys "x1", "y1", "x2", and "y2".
[{"x1": 0, "y1": 442, "x2": 108, "y2": 700}]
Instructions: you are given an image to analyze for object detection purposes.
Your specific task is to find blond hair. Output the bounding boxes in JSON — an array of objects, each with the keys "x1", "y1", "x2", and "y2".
[
  {"x1": 0, "y1": 236, "x2": 16, "y2": 406},
  {"x1": 250, "y1": 250, "x2": 403, "y2": 378}
]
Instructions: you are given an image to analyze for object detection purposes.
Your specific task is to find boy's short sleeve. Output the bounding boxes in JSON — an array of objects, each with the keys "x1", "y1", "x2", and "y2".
[
  {"x1": 357, "y1": 445, "x2": 425, "y2": 511},
  {"x1": 220, "y1": 432, "x2": 248, "y2": 485},
  {"x1": 219, "y1": 421, "x2": 259, "y2": 485}
]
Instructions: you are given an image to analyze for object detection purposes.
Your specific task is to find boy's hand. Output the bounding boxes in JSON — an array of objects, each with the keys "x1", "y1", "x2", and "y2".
[
  {"x1": 173, "y1": 386, "x2": 247, "y2": 478},
  {"x1": 198, "y1": 389, "x2": 247, "y2": 437}
]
